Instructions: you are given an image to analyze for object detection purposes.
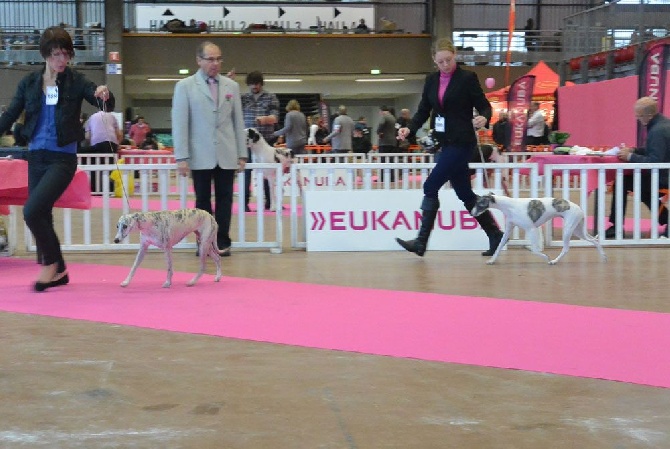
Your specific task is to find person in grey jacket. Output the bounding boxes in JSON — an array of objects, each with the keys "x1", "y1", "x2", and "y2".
[
  {"x1": 0, "y1": 26, "x2": 113, "y2": 291},
  {"x1": 324, "y1": 105, "x2": 355, "y2": 153},
  {"x1": 273, "y1": 99, "x2": 307, "y2": 155},
  {"x1": 172, "y1": 41, "x2": 247, "y2": 256},
  {"x1": 606, "y1": 96, "x2": 670, "y2": 238},
  {"x1": 377, "y1": 105, "x2": 397, "y2": 153}
]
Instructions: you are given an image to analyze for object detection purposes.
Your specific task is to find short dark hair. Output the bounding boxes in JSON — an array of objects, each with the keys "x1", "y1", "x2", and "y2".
[
  {"x1": 39, "y1": 26, "x2": 75, "y2": 59},
  {"x1": 246, "y1": 71, "x2": 264, "y2": 86}
]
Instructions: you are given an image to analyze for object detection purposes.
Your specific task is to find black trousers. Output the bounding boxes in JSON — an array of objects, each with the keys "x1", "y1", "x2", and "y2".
[
  {"x1": 24, "y1": 150, "x2": 77, "y2": 268},
  {"x1": 191, "y1": 166, "x2": 236, "y2": 249},
  {"x1": 609, "y1": 175, "x2": 668, "y2": 226},
  {"x1": 83, "y1": 141, "x2": 117, "y2": 192},
  {"x1": 244, "y1": 171, "x2": 271, "y2": 209}
]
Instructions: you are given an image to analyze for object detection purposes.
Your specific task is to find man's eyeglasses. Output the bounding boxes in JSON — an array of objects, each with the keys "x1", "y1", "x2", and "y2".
[{"x1": 200, "y1": 56, "x2": 223, "y2": 63}]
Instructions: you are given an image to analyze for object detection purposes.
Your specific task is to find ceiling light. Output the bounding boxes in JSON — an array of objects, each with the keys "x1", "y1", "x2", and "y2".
[
  {"x1": 178, "y1": 69, "x2": 189, "y2": 75},
  {"x1": 147, "y1": 77, "x2": 182, "y2": 82},
  {"x1": 265, "y1": 78, "x2": 303, "y2": 83},
  {"x1": 355, "y1": 78, "x2": 405, "y2": 82},
  {"x1": 370, "y1": 69, "x2": 381, "y2": 75}
]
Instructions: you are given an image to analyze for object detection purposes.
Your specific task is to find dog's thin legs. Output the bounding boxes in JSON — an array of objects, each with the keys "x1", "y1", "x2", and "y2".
[
  {"x1": 548, "y1": 229, "x2": 572, "y2": 265},
  {"x1": 527, "y1": 227, "x2": 551, "y2": 263},
  {"x1": 188, "y1": 239, "x2": 208, "y2": 286},
  {"x1": 121, "y1": 243, "x2": 149, "y2": 287},
  {"x1": 188, "y1": 230, "x2": 221, "y2": 286},
  {"x1": 210, "y1": 240, "x2": 222, "y2": 282},
  {"x1": 486, "y1": 223, "x2": 512, "y2": 264},
  {"x1": 163, "y1": 248, "x2": 174, "y2": 288},
  {"x1": 570, "y1": 218, "x2": 608, "y2": 263}
]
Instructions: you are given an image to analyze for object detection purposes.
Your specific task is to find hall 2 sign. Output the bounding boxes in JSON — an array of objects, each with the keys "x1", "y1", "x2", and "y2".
[
  {"x1": 135, "y1": 4, "x2": 375, "y2": 32},
  {"x1": 304, "y1": 190, "x2": 505, "y2": 252}
]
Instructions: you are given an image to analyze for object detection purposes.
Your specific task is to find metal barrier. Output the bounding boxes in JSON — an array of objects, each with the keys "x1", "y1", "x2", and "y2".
[
  {"x1": 77, "y1": 153, "x2": 118, "y2": 195},
  {"x1": 9, "y1": 159, "x2": 670, "y2": 256},
  {"x1": 21, "y1": 162, "x2": 286, "y2": 254},
  {"x1": 542, "y1": 162, "x2": 670, "y2": 246}
]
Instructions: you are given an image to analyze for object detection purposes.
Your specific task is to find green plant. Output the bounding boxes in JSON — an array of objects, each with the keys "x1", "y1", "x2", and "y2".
[{"x1": 548, "y1": 131, "x2": 570, "y2": 145}]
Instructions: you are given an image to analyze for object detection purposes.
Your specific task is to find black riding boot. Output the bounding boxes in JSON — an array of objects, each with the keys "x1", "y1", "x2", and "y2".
[
  {"x1": 396, "y1": 197, "x2": 440, "y2": 257},
  {"x1": 474, "y1": 209, "x2": 504, "y2": 256}
]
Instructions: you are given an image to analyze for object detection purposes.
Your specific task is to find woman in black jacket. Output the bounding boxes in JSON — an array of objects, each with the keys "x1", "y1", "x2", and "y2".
[
  {"x1": 396, "y1": 38, "x2": 503, "y2": 257},
  {"x1": 0, "y1": 26, "x2": 114, "y2": 291}
]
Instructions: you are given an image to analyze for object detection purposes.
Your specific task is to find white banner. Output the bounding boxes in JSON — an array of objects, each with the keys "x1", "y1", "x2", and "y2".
[
  {"x1": 136, "y1": 4, "x2": 375, "y2": 32},
  {"x1": 305, "y1": 189, "x2": 505, "y2": 252}
]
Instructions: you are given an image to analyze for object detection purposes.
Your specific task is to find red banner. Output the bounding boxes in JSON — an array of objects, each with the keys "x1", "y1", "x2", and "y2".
[
  {"x1": 637, "y1": 42, "x2": 669, "y2": 148},
  {"x1": 507, "y1": 74, "x2": 535, "y2": 152}
]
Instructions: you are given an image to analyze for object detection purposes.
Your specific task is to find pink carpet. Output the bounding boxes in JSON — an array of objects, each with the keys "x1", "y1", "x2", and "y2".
[{"x1": 1, "y1": 258, "x2": 668, "y2": 388}]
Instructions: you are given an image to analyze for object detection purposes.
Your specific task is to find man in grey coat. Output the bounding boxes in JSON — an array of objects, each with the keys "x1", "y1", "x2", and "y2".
[
  {"x1": 172, "y1": 41, "x2": 247, "y2": 256},
  {"x1": 324, "y1": 105, "x2": 355, "y2": 153}
]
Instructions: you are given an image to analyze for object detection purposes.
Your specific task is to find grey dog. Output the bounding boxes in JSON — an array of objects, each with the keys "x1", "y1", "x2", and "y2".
[
  {"x1": 470, "y1": 193, "x2": 607, "y2": 265},
  {"x1": 114, "y1": 209, "x2": 222, "y2": 288}
]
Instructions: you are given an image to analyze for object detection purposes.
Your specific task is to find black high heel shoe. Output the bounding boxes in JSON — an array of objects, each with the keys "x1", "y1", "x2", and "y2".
[{"x1": 34, "y1": 271, "x2": 69, "y2": 292}]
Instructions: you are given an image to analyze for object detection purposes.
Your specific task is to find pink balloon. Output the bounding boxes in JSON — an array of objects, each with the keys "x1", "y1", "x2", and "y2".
[{"x1": 485, "y1": 77, "x2": 495, "y2": 89}]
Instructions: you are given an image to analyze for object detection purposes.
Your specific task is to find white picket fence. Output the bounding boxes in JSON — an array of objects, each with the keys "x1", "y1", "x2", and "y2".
[{"x1": 5, "y1": 155, "x2": 670, "y2": 256}]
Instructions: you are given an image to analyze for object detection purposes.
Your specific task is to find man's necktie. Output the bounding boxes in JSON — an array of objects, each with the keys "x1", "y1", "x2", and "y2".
[{"x1": 207, "y1": 77, "x2": 218, "y2": 104}]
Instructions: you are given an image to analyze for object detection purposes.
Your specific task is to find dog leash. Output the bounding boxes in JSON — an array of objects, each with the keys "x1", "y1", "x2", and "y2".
[
  {"x1": 96, "y1": 96, "x2": 132, "y2": 210},
  {"x1": 473, "y1": 118, "x2": 510, "y2": 196},
  {"x1": 473, "y1": 120, "x2": 492, "y2": 189}
]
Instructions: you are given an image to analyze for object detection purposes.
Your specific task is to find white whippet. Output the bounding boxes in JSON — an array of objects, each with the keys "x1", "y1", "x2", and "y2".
[
  {"x1": 470, "y1": 193, "x2": 607, "y2": 265},
  {"x1": 114, "y1": 209, "x2": 222, "y2": 288}
]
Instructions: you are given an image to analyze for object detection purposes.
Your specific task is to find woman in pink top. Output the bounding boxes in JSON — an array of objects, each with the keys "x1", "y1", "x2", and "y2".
[
  {"x1": 128, "y1": 116, "x2": 151, "y2": 146},
  {"x1": 395, "y1": 38, "x2": 503, "y2": 258}
]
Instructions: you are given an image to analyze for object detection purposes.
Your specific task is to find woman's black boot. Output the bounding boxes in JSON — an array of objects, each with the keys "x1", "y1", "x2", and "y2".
[
  {"x1": 474, "y1": 210, "x2": 504, "y2": 256},
  {"x1": 396, "y1": 197, "x2": 440, "y2": 256}
]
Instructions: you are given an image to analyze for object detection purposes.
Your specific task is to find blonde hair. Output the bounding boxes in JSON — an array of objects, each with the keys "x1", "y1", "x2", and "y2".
[
  {"x1": 286, "y1": 99, "x2": 301, "y2": 112},
  {"x1": 432, "y1": 38, "x2": 456, "y2": 56}
]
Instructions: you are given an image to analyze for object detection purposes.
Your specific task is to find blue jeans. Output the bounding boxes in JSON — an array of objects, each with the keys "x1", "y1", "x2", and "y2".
[
  {"x1": 191, "y1": 166, "x2": 236, "y2": 249},
  {"x1": 24, "y1": 150, "x2": 77, "y2": 268},
  {"x1": 423, "y1": 142, "x2": 477, "y2": 209}
]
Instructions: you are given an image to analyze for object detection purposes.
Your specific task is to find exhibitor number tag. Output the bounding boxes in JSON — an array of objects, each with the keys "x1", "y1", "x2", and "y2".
[{"x1": 46, "y1": 86, "x2": 58, "y2": 105}]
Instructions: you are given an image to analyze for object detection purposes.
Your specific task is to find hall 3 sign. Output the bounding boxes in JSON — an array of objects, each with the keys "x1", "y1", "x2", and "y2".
[{"x1": 304, "y1": 190, "x2": 504, "y2": 252}]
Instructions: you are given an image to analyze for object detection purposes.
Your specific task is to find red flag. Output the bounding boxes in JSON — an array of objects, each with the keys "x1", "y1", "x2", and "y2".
[
  {"x1": 637, "y1": 42, "x2": 669, "y2": 147},
  {"x1": 505, "y1": 0, "x2": 516, "y2": 87},
  {"x1": 507, "y1": 74, "x2": 535, "y2": 152}
]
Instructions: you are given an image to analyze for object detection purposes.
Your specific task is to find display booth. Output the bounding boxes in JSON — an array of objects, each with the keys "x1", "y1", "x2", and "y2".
[{"x1": 485, "y1": 60, "x2": 573, "y2": 124}]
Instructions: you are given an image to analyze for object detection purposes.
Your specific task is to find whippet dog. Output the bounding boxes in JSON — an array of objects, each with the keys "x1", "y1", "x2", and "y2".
[
  {"x1": 114, "y1": 209, "x2": 222, "y2": 287},
  {"x1": 470, "y1": 193, "x2": 607, "y2": 265},
  {"x1": 245, "y1": 127, "x2": 293, "y2": 211}
]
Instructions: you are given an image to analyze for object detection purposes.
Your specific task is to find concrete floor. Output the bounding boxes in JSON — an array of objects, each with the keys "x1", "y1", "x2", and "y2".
[{"x1": 2, "y1": 246, "x2": 669, "y2": 448}]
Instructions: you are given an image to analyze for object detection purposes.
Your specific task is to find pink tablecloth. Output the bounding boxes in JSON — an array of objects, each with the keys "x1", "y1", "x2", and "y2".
[
  {"x1": 522, "y1": 154, "x2": 621, "y2": 193},
  {"x1": 0, "y1": 159, "x2": 91, "y2": 212},
  {"x1": 118, "y1": 149, "x2": 174, "y2": 164}
]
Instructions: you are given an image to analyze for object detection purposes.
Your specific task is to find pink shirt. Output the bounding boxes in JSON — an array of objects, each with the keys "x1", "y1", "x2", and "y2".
[
  {"x1": 438, "y1": 70, "x2": 454, "y2": 105},
  {"x1": 129, "y1": 122, "x2": 151, "y2": 145}
]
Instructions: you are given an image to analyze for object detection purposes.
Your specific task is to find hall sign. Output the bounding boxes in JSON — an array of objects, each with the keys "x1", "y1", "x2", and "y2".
[{"x1": 135, "y1": 4, "x2": 375, "y2": 32}]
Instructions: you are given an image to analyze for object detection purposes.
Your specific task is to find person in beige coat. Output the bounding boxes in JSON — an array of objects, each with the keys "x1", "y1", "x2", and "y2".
[{"x1": 172, "y1": 41, "x2": 247, "y2": 256}]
